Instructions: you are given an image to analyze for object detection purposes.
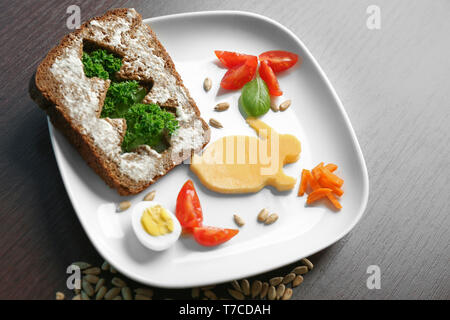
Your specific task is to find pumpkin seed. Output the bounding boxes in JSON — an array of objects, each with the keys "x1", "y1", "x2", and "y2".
[
  {"x1": 134, "y1": 288, "x2": 154, "y2": 298},
  {"x1": 135, "y1": 294, "x2": 151, "y2": 300},
  {"x1": 267, "y1": 286, "x2": 276, "y2": 300},
  {"x1": 292, "y1": 265, "x2": 308, "y2": 275},
  {"x1": 95, "y1": 286, "x2": 107, "y2": 300},
  {"x1": 281, "y1": 288, "x2": 293, "y2": 300},
  {"x1": 95, "y1": 278, "x2": 105, "y2": 293},
  {"x1": 276, "y1": 284, "x2": 285, "y2": 300},
  {"x1": 83, "y1": 267, "x2": 101, "y2": 275},
  {"x1": 270, "y1": 101, "x2": 279, "y2": 112},
  {"x1": 104, "y1": 287, "x2": 121, "y2": 300},
  {"x1": 282, "y1": 273, "x2": 296, "y2": 285},
  {"x1": 231, "y1": 280, "x2": 242, "y2": 292},
  {"x1": 233, "y1": 214, "x2": 245, "y2": 227},
  {"x1": 260, "y1": 282, "x2": 269, "y2": 299},
  {"x1": 293, "y1": 275, "x2": 304, "y2": 287},
  {"x1": 81, "y1": 291, "x2": 90, "y2": 300},
  {"x1": 214, "y1": 102, "x2": 230, "y2": 111},
  {"x1": 203, "y1": 78, "x2": 212, "y2": 92},
  {"x1": 122, "y1": 287, "x2": 132, "y2": 300},
  {"x1": 191, "y1": 287, "x2": 200, "y2": 299},
  {"x1": 209, "y1": 118, "x2": 223, "y2": 129},
  {"x1": 111, "y1": 277, "x2": 126, "y2": 288},
  {"x1": 72, "y1": 294, "x2": 81, "y2": 300},
  {"x1": 82, "y1": 279, "x2": 94, "y2": 297},
  {"x1": 301, "y1": 257, "x2": 314, "y2": 270},
  {"x1": 251, "y1": 280, "x2": 262, "y2": 298},
  {"x1": 84, "y1": 274, "x2": 99, "y2": 284},
  {"x1": 227, "y1": 289, "x2": 245, "y2": 300},
  {"x1": 71, "y1": 261, "x2": 91, "y2": 270},
  {"x1": 118, "y1": 201, "x2": 131, "y2": 212},
  {"x1": 55, "y1": 292, "x2": 65, "y2": 300},
  {"x1": 143, "y1": 191, "x2": 156, "y2": 201},
  {"x1": 269, "y1": 276, "x2": 283, "y2": 286},
  {"x1": 279, "y1": 100, "x2": 291, "y2": 111},
  {"x1": 264, "y1": 213, "x2": 278, "y2": 225},
  {"x1": 204, "y1": 290, "x2": 217, "y2": 300},
  {"x1": 113, "y1": 296, "x2": 122, "y2": 300},
  {"x1": 241, "y1": 279, "x2": 250, "y2": 296},
  {"x1": 257, "y1": 208, "x2": 269, "y2": 222},
  {"x1": 101, "y1": 261, "x2": 110, "y2": 271}
]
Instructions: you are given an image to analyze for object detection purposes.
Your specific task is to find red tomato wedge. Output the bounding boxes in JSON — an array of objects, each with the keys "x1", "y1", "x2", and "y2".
[
  {"x1": 175, "y1": 180, "x2": 203, "y2": 231},
  {"x1": 214, "y1": 50, "x2": 255, "y2": 68},
  {"x1": 259, "y1": 50, "x2": 299, "y2": 73},
  {"x1": 259, "y1": 60, "x2": 282, "y2": 96},
  {"x1": 220, "y1": 55, "x2": 258, "y2": 90},
  {"x1": 193, "y1": 226, "x2": 239, "y2": 247}
]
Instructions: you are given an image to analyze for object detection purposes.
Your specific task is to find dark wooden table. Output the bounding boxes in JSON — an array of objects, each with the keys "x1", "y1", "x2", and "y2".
[{"x1": 1, "y1": 0, "x2": 448, "y2": 299}]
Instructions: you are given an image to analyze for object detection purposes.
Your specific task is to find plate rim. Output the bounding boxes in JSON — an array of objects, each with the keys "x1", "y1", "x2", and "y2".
[{"x1": 48, "y1": 10, "x2": 369, "y2": 288}]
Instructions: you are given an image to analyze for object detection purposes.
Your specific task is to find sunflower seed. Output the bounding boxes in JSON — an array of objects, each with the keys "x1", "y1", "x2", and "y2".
[
  {"x1": 82, "y1": 279, "x2": 94, "y2": 297},
  {"x1": 134, "y1": 288, "x2": 154, "y2": 298},
  {"x1": 233, "y1": 214, "x2": 245, "y2": 227},
  {"x1": 269, "y1": 276, "x2": 283, "y2": 286},
  {"x1": 101, "y1": 261, "x2": 110, "y2": 271},
  {"x1": 241, "y1": 279, "x2": 250, "y2": 296},
  {"x1": 276, "y1": 284, "x2": 285, "y2": 300},
  {"x1": 191, "y1": 287, "x2": 200, "y2": 299},
  {"x1": 55, "y1": 292, "x2": 65, "y2": 300},
  {"x1": 227, "y1": 289, "x2": 245, "y2": 300},
  {"x1": 95, "y1": 286, "x2": 107, "y2": 300},
  {"x1": 113, "y1": 296, "x2": 122, "y2": 300},
  {"x1": 281, "y1": 288, "x2": 293, "y2": 300},
  {"x1": 270, "y1": 101, "x2": 279, "y2": 112},
  {"x1": 135, "y1": 294, "x2": 151, "y2": 300},
  {"x1": 292, "y1": 265, "x2": 308, "y2": 275},
  {"x1": 110, "y1": 265, "x2": 117, "y2": 274},
  {"x1": 257, "y1": 208, "x2": 269, "y2": 222},
  {"x1": 72, "y1": 294, "x2": 81, "y2": 300},
  {"x1": 231, "y1": 280, "x2": 242, "y2": 292},
  {"x1": 264, "y1": 213, "x2": 278, "y2": 225},
  {"x1": 204, "y1": 290, "x2": 217, "y2": 300},
  {"x1": 81, "y1": 291, "x2": 90, "y2": 300},
  {"x1": 104, "y1": 287, "x2": 121, "y2": 300},
  {"x1": 95, "y1": 278, "x2": 105, "y2": 292},
  {"x1": 84, "y1": 274, "x2": 99, "y2": 284},
  {"x1": 118, "y1": 201, "x2": 131, "y2": 212},
  {"x1": 200, "y1": 285, "x2": 215, "y2": 291},
  {"x1": 214, "y1": 102, "x2": 230, "y2": 111},
  {"x1": 251, "y1": 280, "x2": 262, "y2": 298},
  {"x1": 111, "y1": 277, "x2": 126, "y2": 288},
  {"x1": 279, "y1": 100, "x2": 291, "y2": 111},
  {"x1": 268, "y1": 286, "x2": 276, "y2": 300},
  {"x1": 203, "y1": 78, "x2": 212, "y2": 92},
  {"x1": 260, "y1": 282, "x2": 269, "y2": 299},
  {"x1": 83, "y1": 267, "x2": 101, "y2": 275},
  {"x1": 122, "y1": 287, "x2": 132, "y2": 300},
  {"x1": 301, "y1": 257, "x2": 314, "y2": 270},
  {"x1": 71, "y1": 261, "x2": 91, "y2": 270},
  {"x1": 143, "y1": 191, "x2": 156, "y2": 201},
  {"x1": 282, "y1": 273, "x2": 296, "y2": 285},
  {"x1": 292, "y1": 275, "x2": 304, "y2": 287},
  {"x1": 209, "y1": 118, "x2": 223, "y2": 129}
]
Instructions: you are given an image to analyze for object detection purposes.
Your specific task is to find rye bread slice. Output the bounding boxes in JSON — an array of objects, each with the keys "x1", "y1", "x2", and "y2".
[{"x1": 32, "y1": 8, "x2": 210, "y2": 195}]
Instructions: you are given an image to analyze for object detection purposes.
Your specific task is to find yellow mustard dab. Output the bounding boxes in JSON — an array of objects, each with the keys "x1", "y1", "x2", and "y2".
[
  {"x1": 190, "y1": 118, "x2": 301, "y2": 194},
  {"x1": 141, "y1": 205, "x2": 174, "y2": 236}
]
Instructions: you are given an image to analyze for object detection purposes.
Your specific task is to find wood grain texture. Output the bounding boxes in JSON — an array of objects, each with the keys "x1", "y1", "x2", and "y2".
[{"x1": 0, "y1": 0, "x2": 448, "y2": 299}]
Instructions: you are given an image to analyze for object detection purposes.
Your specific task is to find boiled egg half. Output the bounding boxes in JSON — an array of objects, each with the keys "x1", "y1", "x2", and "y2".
[{"x1": 131, "y1": 201, "x2": 181, "y2": 251}]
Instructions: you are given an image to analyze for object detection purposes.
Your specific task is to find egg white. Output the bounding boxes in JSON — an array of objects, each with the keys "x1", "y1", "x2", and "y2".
[{"x1": 131, "y1": 201, "x2": 181, "y2": 251}]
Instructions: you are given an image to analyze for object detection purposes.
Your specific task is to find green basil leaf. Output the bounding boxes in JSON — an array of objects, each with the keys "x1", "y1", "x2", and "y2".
[{"x1": 239, "y1": 77, "x2": 271, "y2": 117}]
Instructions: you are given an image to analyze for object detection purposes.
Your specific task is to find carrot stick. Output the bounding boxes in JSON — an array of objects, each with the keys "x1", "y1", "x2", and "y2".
[
  {"x1": 320, "y1": 167, "x2": 344, "y2": 187},
  {"x1": 312, "y1": 162, "x2": 324, "y2": 181},
  {"x1": 298, "y1": 169, "x2": 309, "y2": 196},
  {"x1": 324, "y1": 163, "x2": 338, "y2": 172},
  {"x1": 318, "y1": 176, "x2": 344, "y2": 197},
  {"x1": 327, "y1": 193, "x2": 342, "y2": 210},
  {"x1": 307, "y1": 188, "x2": 332, "y2": 204},
  {"x1": 306, "y1": 170, "x2": 321, "y2": 191}
]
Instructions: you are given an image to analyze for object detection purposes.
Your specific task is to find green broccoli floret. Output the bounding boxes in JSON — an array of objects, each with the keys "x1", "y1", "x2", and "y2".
[
  {"x1": 82, "y1": 49, "x2": 122, "y2": 80},
  {"x1": 101, "y1": 81, "x2": 147, "y2": 118},
  {"x1": 122, "y1": 104, "x2": 179, "y2": 153}
]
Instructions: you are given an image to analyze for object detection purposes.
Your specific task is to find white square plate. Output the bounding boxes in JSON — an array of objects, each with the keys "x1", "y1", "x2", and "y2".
[{"x1": 48, "y1": 11, "x2": 369, "y2": 288}]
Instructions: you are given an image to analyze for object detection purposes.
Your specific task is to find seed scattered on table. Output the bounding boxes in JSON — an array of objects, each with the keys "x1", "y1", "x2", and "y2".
[
  {"x1": 55, "y1": 292, "x2": 65, "y2": 300},
  {"x1": 260, "y1": 282, "x2": 269, "y2": 299},
  {"x1": 104, "y1": 287, "x2": 121, "y2": 300},
  {"x1": 282, "y1": 273, "x2": 296, "y2": 285},
  {"x1": 71, "y1": 261, "x2": 91, "y2": 270},
  {"x1": 143, "y1": 190, "x2": 156, "y2": 201},
  {"x1": 204, "y1": 290, "x2": 217, "y2": 300},
  {"x1": 83, "y1": 267, "x2": 101, "y2": 275},
  {"x1": 82, "y1": 279, "x2": 94, "y2": 297},
  {"x1": 209, "y1": 118, "x2": 223, "y2": 129},
  {"x1": 270, "y1": 101, "x2": 279, "y2": 112},
  {"x1": 264, "y1": 213, "x2": 279, "y2": 225},
  {"x1": 135, "y1": 288, "x2": 154, "y2": 298},
  {"x1": 251, "y1": 280, "x2": 262, "y2": 298},
  {"x1": 214, "y1": 102, "x2": 230, "y2": 111},
  {"x1": 276, "y1": 284, "x2": 286, "y2": 300},
  {"x1": 118, "y1": 201, "x2": 131, "y2": 212},
  {"x1": 231, "y1": 280, "x2": 242, "y2": 292},
  {"x1": 95, "y1": 278, "x2": 105, "y2": 292},
  {"x1": 101, "y1": 261, "x2": 110, "y2": 271},
  {"x1": 241, "y1": 279, "x2": 250, "y2": 296},
  {"x1": 122, "y1": 287, "x2": 132, "y2": 300},
  {"x1": 72, "y1": 294, "x2": 81, "y2": 300},
  {"x1": 234, "y1": 214, "x2": 245, "y2": 227},
  {"x1": 301, "y1": 257, "x2": 314, "y2": 270},
  {"x1": 268, "y1": 286, "x2": 276, "y2": 300},
  {"x1": 112, "y1": 277, "x2": 127, "y2": 288},
  {"x1": 292, "y1": 275, "x2": 304, "y2": 287},
  {"x1": 135, "y1": 294, "x2": 151, "y2": 300},
  {"x1": 281, "y1": 288, "x2": 293, "y2": 300},
  {"x1": 81, "y1": 291, "x2": 90, "y2": 300},
  {"x1": 279, "y1": 99, "x2": 291, "y2": 111},
  {"x1": 257, "y1": 208, "x2": 269, "y2": 222},
  {"x1": 292, "y1": 265, "x2": 308, "y2": 275},
  {"x1": 269, "y1": 276, "x2": 283, "y2": 286},
  {"x1": 203, "y1": 77, "x2": 212, "y2": 92},
  {"x1": 95, "y1": 286, "x2": 107, "y2": 300},
  {"x1": 84, "y1": 274, "x2": 99, "y2": 284},
  {"x1": 191, "y1": 287, "x2": 200, "y2": 299},
  {"x1": 228, "y1": 289, "x2": 245, "y2": 300}
]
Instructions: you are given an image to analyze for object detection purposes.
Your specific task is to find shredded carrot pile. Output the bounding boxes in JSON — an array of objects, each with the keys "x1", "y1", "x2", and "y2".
[{"x1": 297, "y1": 162, "x2": 343, "y2": 210}]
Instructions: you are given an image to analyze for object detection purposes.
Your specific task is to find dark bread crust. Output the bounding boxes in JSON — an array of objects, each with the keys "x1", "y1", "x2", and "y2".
[{"x1": 32, "y1": 8, "x2": 210, "y2": 195}]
